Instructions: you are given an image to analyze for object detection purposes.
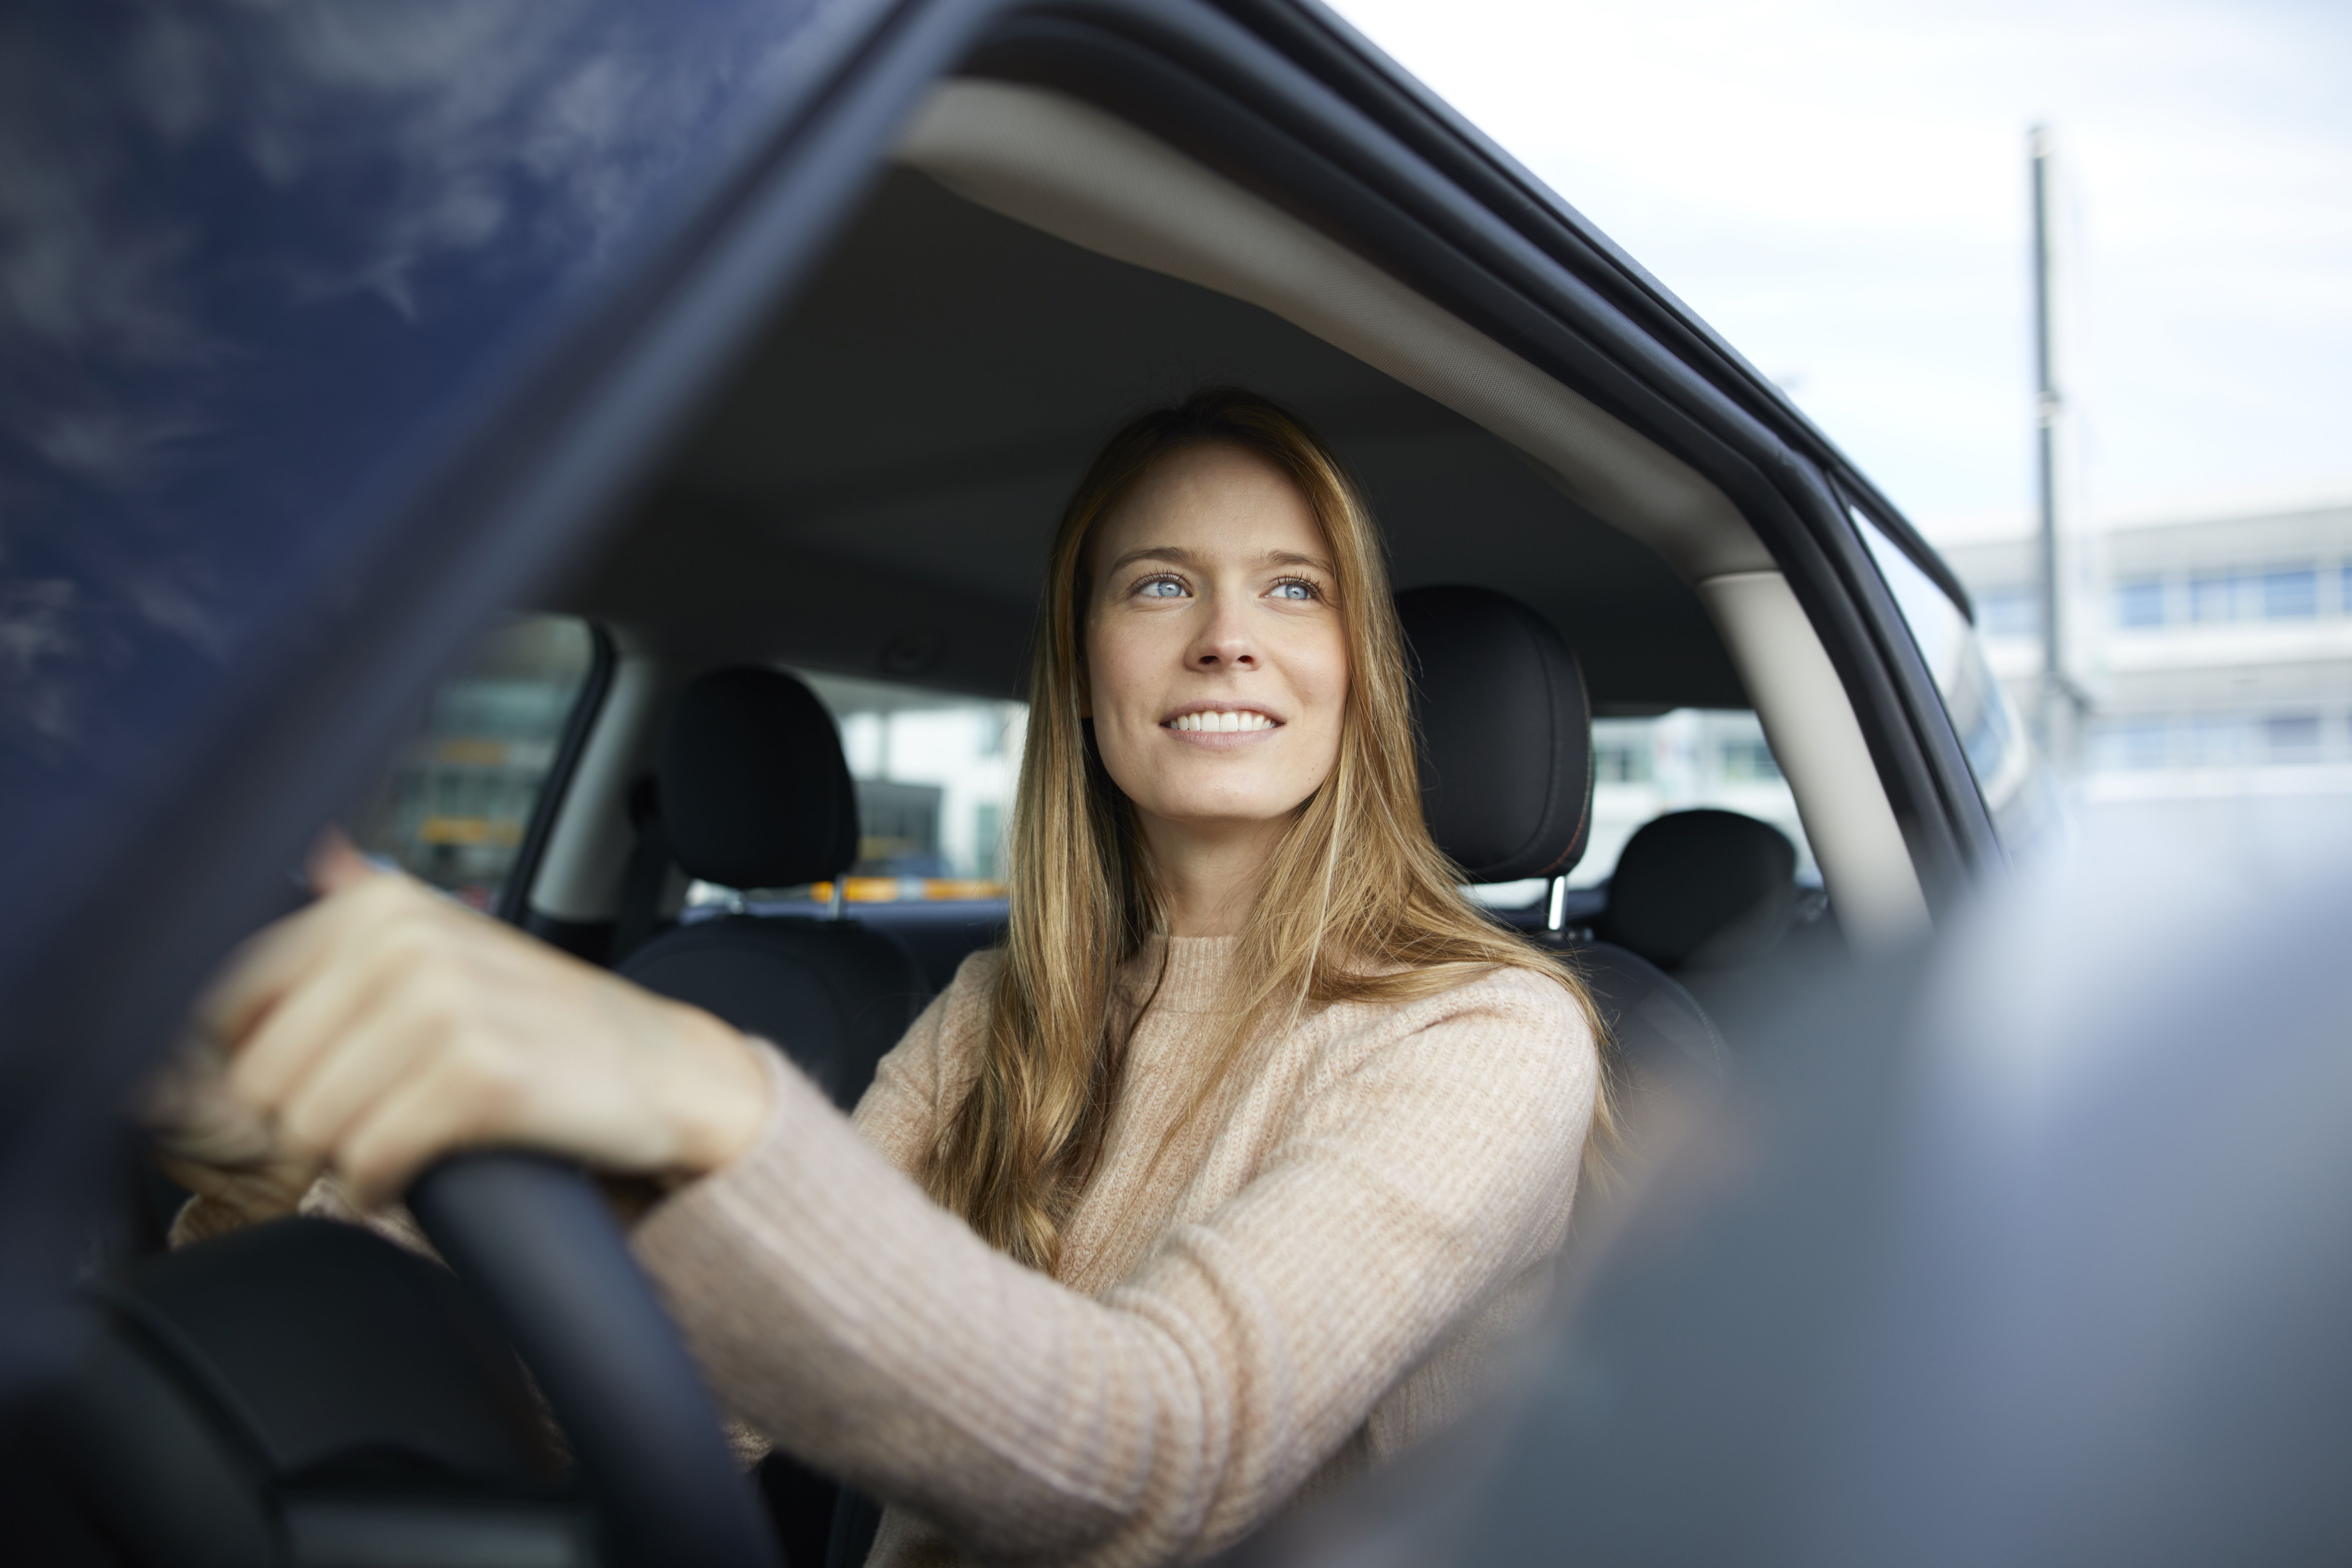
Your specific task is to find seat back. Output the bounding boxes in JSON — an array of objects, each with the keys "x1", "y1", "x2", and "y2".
[
  {"x1": 617, "y1": 667, "x2": 927, "y2": 1110},
  {"x1": 1397, "y1": 586, "x2": 1727, "y2": 1087},
  {"x1": 1599, "y1": 808, "x2": 1798, "y2": 971}
]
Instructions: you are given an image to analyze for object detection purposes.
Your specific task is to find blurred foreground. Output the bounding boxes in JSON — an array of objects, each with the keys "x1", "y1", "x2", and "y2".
[{"x1": 1236, "y1": 806, "x2": 2352, "y2": 1567}]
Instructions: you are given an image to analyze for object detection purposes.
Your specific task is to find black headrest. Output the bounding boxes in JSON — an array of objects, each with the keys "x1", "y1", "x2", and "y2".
[
  {"x1": 658, "y1": 668, "x2": 858, "y2": 890},
  {"x1": 1397, "y1": 585, "x2": 1593, "y2": 883},
  {"x1": 1601, "y1": 809, "x2": 1796, "y2": 969}
]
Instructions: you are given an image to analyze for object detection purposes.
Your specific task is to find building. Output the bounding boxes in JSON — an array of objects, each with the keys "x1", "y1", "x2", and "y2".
[
  {"x1": 1935, "y1": 499, "x2": 2352, "y2": 807},
  {"x1": 354, "y1": 615, "x2": 599, "y2": 908}
]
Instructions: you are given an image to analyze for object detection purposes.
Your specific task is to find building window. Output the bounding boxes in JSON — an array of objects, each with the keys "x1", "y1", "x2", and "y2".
[
  {"x1": 1718, "y1": 739, "x2": 1782, "y2": 781},
  {"x1": 1594, "y1": 743, "x2": 1650, "y2": 784},
  {"x1": 2264, "y1": 713, "x2": 2323, "y2": 763},
  {"x1": 2189, "y1": 571, "x2": 2240, "y2": 623},
  {"x1": 2112, "y1": 717, "x2": 2170, "y2": 770},
  {"x1": 2186, "y1": 714, "x2": 2244, "y2": 766},
  {"x1": 1979, "y1": 585, "x2": 2040, "y2": 638},
  {"x1": 2261, "y1": 566, "x2": 2319, "y2": 620},
  {"x1": 2115, "y1": 576, "x2": 2166, "y2": 628},
  {"x1": 351, "y1": 614, "x2": 603, "y2": 912}
]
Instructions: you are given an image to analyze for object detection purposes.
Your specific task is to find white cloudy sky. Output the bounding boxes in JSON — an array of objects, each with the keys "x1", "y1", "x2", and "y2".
[{"x1": 1327, "y1": 0, "x2": 2351, "y2": 541}]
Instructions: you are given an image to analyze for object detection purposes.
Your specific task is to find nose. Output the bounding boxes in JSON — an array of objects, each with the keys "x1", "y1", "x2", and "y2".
[{"x1": 1186, "y1": 593, "x2": 1258, "y2": 672}]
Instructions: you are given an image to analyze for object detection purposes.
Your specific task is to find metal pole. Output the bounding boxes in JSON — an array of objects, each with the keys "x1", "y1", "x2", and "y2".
[{"x1": 2029, "y1": 125, "x2": 2067, "y2": 759}]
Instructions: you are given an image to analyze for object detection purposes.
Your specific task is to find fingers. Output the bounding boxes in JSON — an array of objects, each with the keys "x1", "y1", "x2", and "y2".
[
  {"x1": 217, "y1": 869, "x2": 474, "y2": 1099},
  {"x1": 194, "y1": 830, "x2": 398, "y2": 1053},
  {"x1": 175, "y1": 830, "x2": 766, "y2": 1211},
  {"x1": 155, "y1": 1150, "x2": 320, "y2": 1223},
  {"x1": 332, "y1": 1044, "x2": 527, "y2": 1208},
  {"x1": 307, "y1": 826, "x2": 381, "y2": 897},
  {"x1": 194, "y1": 867, "x2": 403, "y2": 1057},
  {"x1": 267, "y1": 969, "x2": 464, "y2": 1165},
  {"x1": 227, "y1": 878, "x2": 458, "y2": 1105}
]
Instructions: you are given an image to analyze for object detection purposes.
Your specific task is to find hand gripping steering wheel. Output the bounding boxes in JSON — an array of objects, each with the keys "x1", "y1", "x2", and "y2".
[{"x1": 406, "y1": 1152, "x2": 784, "y2": 1568}]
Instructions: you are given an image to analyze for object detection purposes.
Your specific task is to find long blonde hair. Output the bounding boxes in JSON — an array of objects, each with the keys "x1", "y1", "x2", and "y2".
[{"x1": 924, "y1": 388, "x2": 1606, "y2": 1272}]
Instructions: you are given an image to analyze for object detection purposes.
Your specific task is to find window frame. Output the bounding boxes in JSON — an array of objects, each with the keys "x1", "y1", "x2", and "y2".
[{"x1": 493, "y1": 620, "x2": 618, "y2": 925}]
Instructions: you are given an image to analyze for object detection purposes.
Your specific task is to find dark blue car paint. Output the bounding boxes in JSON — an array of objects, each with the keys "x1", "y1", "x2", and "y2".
[{"x1": 0, "y1": 0, "x2": 949, "y2": 1395}]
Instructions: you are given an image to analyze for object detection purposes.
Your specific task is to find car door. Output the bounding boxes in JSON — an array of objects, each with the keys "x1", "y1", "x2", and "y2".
[{"x1": 0, "y1": 0, "x2": 1998, "y2": 1419}]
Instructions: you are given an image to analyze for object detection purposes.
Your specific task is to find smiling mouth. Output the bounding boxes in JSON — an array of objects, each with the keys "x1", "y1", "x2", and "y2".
[{"x1": 1166, "y1": 709, "x2": 1280, "y2": 734}]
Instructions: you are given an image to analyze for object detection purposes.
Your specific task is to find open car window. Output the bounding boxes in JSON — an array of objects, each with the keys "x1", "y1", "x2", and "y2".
[{"x1": 350, "y1": 614, "x2": 604, "y2": 911}]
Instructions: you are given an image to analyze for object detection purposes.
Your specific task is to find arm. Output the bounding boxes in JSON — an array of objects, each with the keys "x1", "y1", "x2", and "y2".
[
  {"x1": 632, "y1": 968, "x2": 1593, "y2": 1567},
  {"x1": 844, "y1": 949, "x2": 991, "y2": 1178}
]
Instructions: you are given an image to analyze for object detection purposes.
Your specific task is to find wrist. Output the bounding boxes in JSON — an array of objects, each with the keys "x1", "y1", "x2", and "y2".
[{"x1": 656, "y1": 1003, "x2": 771, "y2": 1181}]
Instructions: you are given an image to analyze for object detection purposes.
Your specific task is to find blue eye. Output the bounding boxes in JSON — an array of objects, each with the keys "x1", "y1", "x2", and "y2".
[
  {"x1": 1138, "y1": 576, "x2": 1186, "y2": 598},
  {"x1": 1271, "y1": 578, "x2": 1318, "y2": 601}
]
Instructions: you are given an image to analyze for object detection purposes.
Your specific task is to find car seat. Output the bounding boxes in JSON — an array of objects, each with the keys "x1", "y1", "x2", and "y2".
[
  {"x1": 614, "y1": 667, "x2": 930, "y2": 1111},
  {"x1": 1396, "y1": 586, "x2": 1728, "y2": 1088},
  {"x1": 1598, "y1": 808, "x2": 1800, "y2": 971}
]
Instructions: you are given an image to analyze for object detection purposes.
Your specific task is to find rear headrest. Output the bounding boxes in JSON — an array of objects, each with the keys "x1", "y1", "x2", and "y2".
[
  {"x1": 1397, "y1": 585, "x2": 1593, "y2": 883},
  {"x1": 658, "y1": 667, "x2": 858, "y2": 890},
  {"x1": 1601, "y1": 809, "x2": 1796, "y2": 969}
]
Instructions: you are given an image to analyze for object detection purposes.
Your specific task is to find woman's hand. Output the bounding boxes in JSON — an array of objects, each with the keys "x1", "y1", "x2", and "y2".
[
  {"x1": 145, "y1": 1027, "x2": 329, "y2": 1230},
  {"x1": 160, "y1": 832, "x2": 770, "y2": 1211}
]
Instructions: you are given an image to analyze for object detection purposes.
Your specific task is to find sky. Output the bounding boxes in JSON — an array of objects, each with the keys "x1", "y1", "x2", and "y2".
[{"x1": 1325, "y1": 0, "x2": 2352, "y2": 542}]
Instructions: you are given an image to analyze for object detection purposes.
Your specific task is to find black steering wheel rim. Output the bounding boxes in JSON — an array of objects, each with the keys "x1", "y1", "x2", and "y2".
[{"x1": 406, "y1": 1151, "x2": 782, "y2": 1568}]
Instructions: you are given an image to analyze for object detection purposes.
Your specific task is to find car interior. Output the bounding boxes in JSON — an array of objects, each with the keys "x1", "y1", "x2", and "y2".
[{"x1": 34, "y1": 76, "x2": 1947, "y2": 1568}]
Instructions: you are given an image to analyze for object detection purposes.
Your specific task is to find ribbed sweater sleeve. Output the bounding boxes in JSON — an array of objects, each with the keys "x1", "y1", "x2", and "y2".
[{"x1": 629, "y1": 961, "x2": 1592, "y2": 1568}]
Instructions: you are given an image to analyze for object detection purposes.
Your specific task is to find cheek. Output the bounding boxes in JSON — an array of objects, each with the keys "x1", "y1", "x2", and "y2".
[
  {"x1": 1082, "y1": 620, "x2": 1160, "y2": 799},
  {"x1": 1288, "y1": 628, "x2": 1350, "y2": 777},
  {"x1": 1084, "y1": 619, "x2": 1146, "y2": 724},
  {"x1": 1301, "y1": 631, "x2": 1349, "y2": 729}
]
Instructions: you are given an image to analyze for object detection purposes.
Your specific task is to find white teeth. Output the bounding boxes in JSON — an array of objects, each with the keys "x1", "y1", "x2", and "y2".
[{"x1": 1171, "y1": 710, "x2": 1275, "y2": 733}]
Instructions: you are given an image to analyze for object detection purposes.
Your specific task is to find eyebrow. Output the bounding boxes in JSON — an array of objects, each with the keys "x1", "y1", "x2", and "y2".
[{"x1": 1104, "y1": 545, "x2": 1338, "y2": 576}]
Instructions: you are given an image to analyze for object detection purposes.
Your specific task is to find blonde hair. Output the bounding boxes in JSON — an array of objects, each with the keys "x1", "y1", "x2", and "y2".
[{"x1": 924, "y1": 388, "x2": 1607, "y2": 1272}]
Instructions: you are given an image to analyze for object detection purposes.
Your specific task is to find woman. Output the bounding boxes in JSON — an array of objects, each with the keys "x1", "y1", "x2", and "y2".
[{"x1": 162, "y1": 388, "x2": 1604, "y2": 1567}]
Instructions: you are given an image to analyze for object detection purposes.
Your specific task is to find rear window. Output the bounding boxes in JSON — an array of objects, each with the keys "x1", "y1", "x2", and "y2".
[
  {"x1": 350, "y1": 614, "x2": 602, "y2": 911},
  {"x1": 1470, "y1": 707, "x2": 1817, "y2": 911},
  {"x1": 686, "y1": 672, "x2": 1026, "y2": 911}
]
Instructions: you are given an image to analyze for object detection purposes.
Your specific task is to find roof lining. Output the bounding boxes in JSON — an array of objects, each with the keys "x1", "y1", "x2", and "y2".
[{"x1": 896, "y1": 79, "x2": 1772, "y2": 582}]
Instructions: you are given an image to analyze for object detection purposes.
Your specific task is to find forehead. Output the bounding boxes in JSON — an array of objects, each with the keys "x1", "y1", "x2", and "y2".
[{"x1": 1092, "y1": 443, "x2": 1325, "y2": 572}]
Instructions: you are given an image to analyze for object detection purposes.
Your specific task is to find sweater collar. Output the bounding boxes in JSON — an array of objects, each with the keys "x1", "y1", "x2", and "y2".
[{"x1": 1129, "y1": 933, "x2": 1240, "y2": 1016}]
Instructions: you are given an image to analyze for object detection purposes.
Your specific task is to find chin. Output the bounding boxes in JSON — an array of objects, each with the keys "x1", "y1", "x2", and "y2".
[{"x1": 1148, "y1": 789, "x2": 1311, "y2": 829}]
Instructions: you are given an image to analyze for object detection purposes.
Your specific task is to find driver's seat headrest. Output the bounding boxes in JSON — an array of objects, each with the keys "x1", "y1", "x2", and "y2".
[
  {"x1": 658, "y1": 667, "x2": 859, "y2": 890},
  {"x1": 1397, "y1": 585, "x2": 1594, "y2": 884}
]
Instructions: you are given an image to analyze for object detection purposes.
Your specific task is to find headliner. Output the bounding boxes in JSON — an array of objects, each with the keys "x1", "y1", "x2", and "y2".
[{"x1": 566, "y1": 168, "x2": 1745, "y2": 713}]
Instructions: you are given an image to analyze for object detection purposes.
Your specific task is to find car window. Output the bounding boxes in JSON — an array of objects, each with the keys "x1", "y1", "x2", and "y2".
[
  {"x1": 349, "y1": 615, "x2": 603, "y2": 911},
  {"x1": 691, "y1": 679, "x2": 1812, "y2": 913},
  {"x1": 686, "y1": 673, "x2": 1026, "y2": 911},
  {"x1": 1469, "y1": 708, "x2": 1819, "y2": 912},
  {"x1": 1853, "y1": 508, "x2": 2060, "y2": 859}
]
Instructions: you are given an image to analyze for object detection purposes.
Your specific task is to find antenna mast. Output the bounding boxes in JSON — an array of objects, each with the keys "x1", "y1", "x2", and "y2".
[{"x1": 2029, "y1": 125, "x2": 2081, "y2": 763}]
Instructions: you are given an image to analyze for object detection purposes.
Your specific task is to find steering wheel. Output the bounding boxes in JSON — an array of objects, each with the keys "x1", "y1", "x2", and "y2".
[{"x1": 407, "y1": 1152, "x2": 782, "y2": 1568}]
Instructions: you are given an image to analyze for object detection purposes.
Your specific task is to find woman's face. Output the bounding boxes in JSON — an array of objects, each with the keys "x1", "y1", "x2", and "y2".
[{"x1": 1084, "y1": 443, "x2": 1349, "y2": 840}]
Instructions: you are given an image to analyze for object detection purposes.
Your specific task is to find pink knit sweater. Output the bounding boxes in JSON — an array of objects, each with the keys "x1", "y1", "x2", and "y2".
[{"x1": 631, "y1": 935, "x2": 1597, "y2": 1568}]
